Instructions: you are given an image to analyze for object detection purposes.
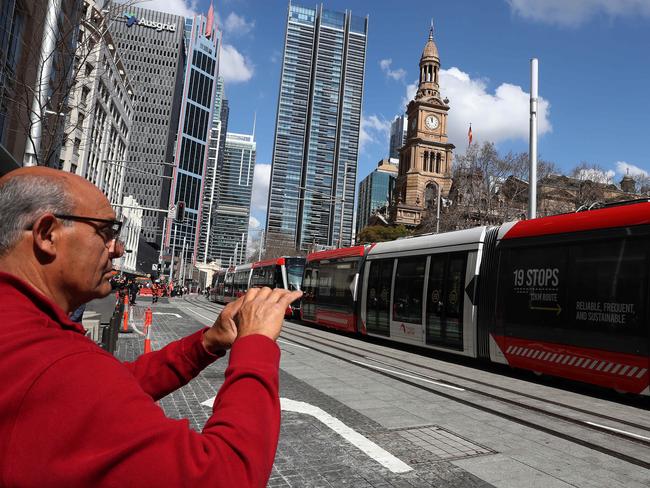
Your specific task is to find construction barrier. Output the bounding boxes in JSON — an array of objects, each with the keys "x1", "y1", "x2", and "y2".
[
  {"x1": 143, "y1": 307, "x2": 153, "y2": 353},
  {"x1": 121, "y1": 295, "x2": 131, "y2": 333}
]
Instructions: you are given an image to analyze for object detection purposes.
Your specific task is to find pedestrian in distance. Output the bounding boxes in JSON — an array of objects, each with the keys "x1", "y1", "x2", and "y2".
[{"x1": 0, "y1": 167, "x2": 302, "y2": 487}]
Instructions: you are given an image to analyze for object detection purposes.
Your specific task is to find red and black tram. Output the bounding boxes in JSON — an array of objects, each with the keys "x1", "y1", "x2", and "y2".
[
  {"x1": 300, "y1": 201, "x2": 650, "y2": 395},
  {"x1": 210, "y1": 257, "x2": 306, "y2": 316}
]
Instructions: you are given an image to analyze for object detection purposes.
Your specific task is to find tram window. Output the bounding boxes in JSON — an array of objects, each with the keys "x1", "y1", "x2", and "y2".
[
  {"x1": 393, "y1": 257, "x2": 425, "y2": 323},
  {"x1": 426, "y1": 253, "x2": 465, "y2": 349},
  {"x1": 568, "y1": 238, "x2": 645, "y2": 336},
  {"x1": 317, "y1": 261, "x2": 358, "y2": 309},
  {"x1": 301, "y1": 266, "x2": 318, "y2": 319},
  {"x1": 366, "y1": 259, "x2": 393, "y2": 336}
]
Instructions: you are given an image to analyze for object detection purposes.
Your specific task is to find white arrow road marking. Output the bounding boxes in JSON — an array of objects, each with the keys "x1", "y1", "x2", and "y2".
[
  {"x1": 352, "y1": 360, "x2": 465, "y2": 392},
  {"x1": 200, "y1": 396, "x2": 412, "y2": 474},
  {"x1": 153, "y1": 312, "x2": 182, "y2": 318}
]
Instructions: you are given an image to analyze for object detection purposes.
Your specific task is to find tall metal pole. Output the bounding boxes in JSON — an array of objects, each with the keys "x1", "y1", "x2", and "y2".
[
  {"x1": 528, "y1": 58, "x2": 539, "y2": 219},
  {"x1": 338, "y1": 162, "x2": 348, "y2": 248},
  {"x1": 180, "y1": 236, "x2": 187, "y2": 284},
  {"x1": 436, "y1": 184, "x2": 441, "y2": 234},
  {"x1": 169, "y1": 224, "x2": 177, "y2": 283},
  {"x1": 24, "y1": 0, "x2": 64, "y2": 166}
]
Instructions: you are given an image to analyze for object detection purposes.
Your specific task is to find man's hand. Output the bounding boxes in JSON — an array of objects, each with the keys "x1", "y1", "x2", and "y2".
[
  {"x1": 202, "y1": 296, "x2": 244, "y2": 354},
  {"x1": 236, "y1": 287, "x2": 303, "y2": 341}
]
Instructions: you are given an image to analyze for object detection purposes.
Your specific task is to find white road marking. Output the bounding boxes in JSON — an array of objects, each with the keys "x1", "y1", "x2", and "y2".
[
  {"x1": 278, "y1": 338, "x2": 310, "y2": 350},
  {"x1": 179, "y1": 306, "x2": 214, "y2": 324},
  {"x1": 200, "y1": 396, "x2": 411, "y2": 473},
  {"x1": 585, "y1": 421, "x2": 650, "y2": 441},
  {"x1": 153, "y1": 312, "x2": 182, "y2": 318},
  {"x1": 352, "y1": 360, "x2": 465, "y2": 392}
]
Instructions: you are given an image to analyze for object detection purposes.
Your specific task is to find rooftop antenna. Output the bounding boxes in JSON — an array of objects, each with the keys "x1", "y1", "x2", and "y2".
[
  {"x1": 252, "y1": 111, "x2": 257, "y2": 139},
  {"x1": 429, "y1": 19, "x2": 434, "y2": 39}
]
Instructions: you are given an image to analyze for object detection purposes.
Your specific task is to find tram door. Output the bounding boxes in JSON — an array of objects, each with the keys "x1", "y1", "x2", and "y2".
[
  {"x1": 425, "y1": 253, "x2": 466, "y2": 350},
  {"x1": 390, "y1": 256, "x2": 428, "y2": 344},
  {"x1": 364, "y1": 258, "x2": 394, "y2": 337}
]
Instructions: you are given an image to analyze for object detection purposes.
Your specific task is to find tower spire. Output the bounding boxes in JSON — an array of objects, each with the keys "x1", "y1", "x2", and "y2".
[{"x1": 429, "y1": 19, "x2": 434, "y2": 40}]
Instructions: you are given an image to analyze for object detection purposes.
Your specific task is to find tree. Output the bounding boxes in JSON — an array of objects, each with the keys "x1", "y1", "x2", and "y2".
[
  {"x1": 357, "y1": 225, "x2": 411, "y2": 244},
  {"x1": 416, "y1": 141, "x2": 558, "y2": 233},
  {"x1": 1, "y1": 0, "x2": 140, "y2": 166}
]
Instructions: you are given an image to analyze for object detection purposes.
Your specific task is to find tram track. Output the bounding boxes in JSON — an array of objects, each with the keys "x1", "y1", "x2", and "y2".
[{"x1": 182, "y1": 296, "x2": 650, "y2": 469}]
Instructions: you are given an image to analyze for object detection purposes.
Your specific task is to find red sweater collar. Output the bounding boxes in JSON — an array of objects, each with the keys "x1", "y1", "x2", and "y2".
[{"x1": 0, "y1": 271, "x2": 87, "y2": 334}]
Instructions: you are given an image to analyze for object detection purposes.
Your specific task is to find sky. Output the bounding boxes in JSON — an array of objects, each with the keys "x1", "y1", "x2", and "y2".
[{"x1": 136, "y1": 0, "x2": 650, "y2": 242}]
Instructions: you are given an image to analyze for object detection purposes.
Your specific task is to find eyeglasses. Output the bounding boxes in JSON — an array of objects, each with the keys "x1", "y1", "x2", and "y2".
[{"x1": 53, "y1": 214, "x2": 123, "y2": 248}]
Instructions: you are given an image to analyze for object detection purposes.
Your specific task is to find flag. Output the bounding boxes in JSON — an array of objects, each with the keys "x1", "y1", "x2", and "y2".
[
  {"x1": 468, "y1": 124, "x2": 473, "y2": 146},
  {"x1": 206, "y1": 2, "x2": 214, "y2": 38}
]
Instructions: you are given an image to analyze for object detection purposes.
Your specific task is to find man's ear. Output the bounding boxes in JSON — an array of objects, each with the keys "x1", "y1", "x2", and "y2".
[{"x1": 31, "y1": 213, "x2": 60, "y2": 259}]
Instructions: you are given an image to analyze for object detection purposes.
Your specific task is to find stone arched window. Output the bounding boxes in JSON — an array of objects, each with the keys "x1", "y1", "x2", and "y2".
[
  {"x1": 424, "y1": 182, "x2": 438, "y2": 209},
  {"x1": 436, "y1": 153, "x2": 441, "y2": 173}
]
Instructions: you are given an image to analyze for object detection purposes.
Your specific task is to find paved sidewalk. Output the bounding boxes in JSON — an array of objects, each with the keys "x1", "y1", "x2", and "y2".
[{"x1": 113, "y1": 297, "x2": 495, "y2": 487}]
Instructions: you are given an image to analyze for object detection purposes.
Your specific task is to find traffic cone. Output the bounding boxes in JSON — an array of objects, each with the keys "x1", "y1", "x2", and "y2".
[
  {"x1": 143, "y1": 310, "x2": 153, "y2": 354},
  {"x1": 121, "y1": 295, "x2": 130, "y2": 333}
]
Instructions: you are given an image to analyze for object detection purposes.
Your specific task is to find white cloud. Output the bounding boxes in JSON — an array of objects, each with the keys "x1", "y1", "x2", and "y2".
[
  {"x1": 249, "y1": 215, "x2": 261, "y2": 229},
  {"x1": 507, "y1": 0, "x2": 650, "y2": 27},
  {"x1": 220, "y1": 44, "x2": 254, "y2": 83},
  {"x1": 223, "y1": 12, "x2": 255, "y2": 36},
  {"x1": 575, "y1": 168, "x2": 615, "y2": 184},
  {"x1": 615, "y1": 161, "x2": 648, "y2": 177},
  {"x1": 251, "y1": 163, "x2": 271, "y2": 211},
  {"x1": 360, "y1": 114, "x2": 391, "y2": 151},
  {"x1": 400, "y1": 67, "x2": 552, "y2": 149},
  {"x1": 379, "y1": 59, "x2": 406, "y2": 81},
  {"x1": 137, "y1": 0, "x2": 198, "y2": 17}
]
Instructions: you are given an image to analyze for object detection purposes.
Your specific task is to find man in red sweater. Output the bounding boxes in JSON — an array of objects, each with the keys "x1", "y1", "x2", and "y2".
[{"x1": 0, "y1": 167, "x2": 302, "y2": 487}]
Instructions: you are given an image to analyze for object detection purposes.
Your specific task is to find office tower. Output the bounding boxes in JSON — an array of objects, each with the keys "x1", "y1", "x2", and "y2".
[
  {"x1": 165, "y1": 13, "x2": 220, "y2": 265},
  {"x1": 107, "y1": 3, "x2": 186, "y2": 245},
  {"x1": 0, "y1": 0, "x2": 82, "y2": 170},
  {"x1": 198, "y1": 75, "x2": 225, "y2": 263},
  {"x1": 266, "y1": 4, "x2": 368, "y2": 251},
  {"x1": 355, "y1": 159, "x2": 398, "y2": 234},
  {"x1": 59, "y1": 0, "x2": 134, "y2": 207},
  {"x1": 389, "y1": 114, "x2": 407, "y2": 160},
  {"x1": 211, "y1": 132, "x2": 256, "y2": 266}
]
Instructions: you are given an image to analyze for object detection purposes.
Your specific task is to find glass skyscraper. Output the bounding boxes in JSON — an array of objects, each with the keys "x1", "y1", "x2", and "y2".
[
  {"x1": 197, "y1": 75, "x2": 226, "y2": 263},
  {"x1": 165, "y1": 13, "x2": 219, "y2": 264},
  {"x1": 266, "y1": 3, "x2": 368, "y2": 251},
  {"x1": 211, "y1": 132, "x2": 256, "y2": 266},
  {"x1": 356, "y1": 159, "x2": 398, "y2": 234},
  {"x1": 389, "y1": 114, "x2": 407, "y2": 160}
]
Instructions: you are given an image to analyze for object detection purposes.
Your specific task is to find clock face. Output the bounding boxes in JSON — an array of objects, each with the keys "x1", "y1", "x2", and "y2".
[{"x1": 425, "y1": 115, "x2": 439, "y2": 130}]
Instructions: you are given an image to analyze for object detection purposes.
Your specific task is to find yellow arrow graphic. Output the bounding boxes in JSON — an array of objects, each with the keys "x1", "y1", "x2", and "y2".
[{"x1": 530, "y1": 303, "x2": 562, "y2": 315}]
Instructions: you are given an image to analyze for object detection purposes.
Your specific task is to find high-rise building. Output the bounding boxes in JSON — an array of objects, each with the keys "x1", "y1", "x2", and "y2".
[
  {"x1": 0, "y1": 0, "x2": 82, "y2": 170},
  {"x1": 107, "y1": 3, "x2": 186, "y2": 245},
  {"x1": 356, "y1": 158, "x2": 398, "y2": 234},
  {"x1": 198, "y1": 75, "x2": 225, "y2": 263},
  {"x1": 266, "y1": 4, "x2": 368, "y2": 251},
  {"x1": 211, "y1": 132, "x2": 256, "y2": 266},
  {"x1": 165, "y1": 12, "x2": 219, "y2": 265},
  {"x1": 59, "y1": 0, "x2": 135, "y2": 206},
  {"x1": 389, "y1": 114, "x2": 407, "y2": 160}
]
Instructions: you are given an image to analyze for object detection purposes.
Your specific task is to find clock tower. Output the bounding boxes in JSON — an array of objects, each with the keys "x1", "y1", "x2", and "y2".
[{"x1": 391, "y1": 25, "x2": 455, "y2": 227}]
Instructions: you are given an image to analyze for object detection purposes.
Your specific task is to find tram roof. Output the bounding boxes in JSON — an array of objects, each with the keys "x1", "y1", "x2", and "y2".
[
  {"x1": 502, "y1": 201, "x2": 650, "y2": 240},
  {"x1": 368, "y1": 226, "x2": 487, "y2": 256}
]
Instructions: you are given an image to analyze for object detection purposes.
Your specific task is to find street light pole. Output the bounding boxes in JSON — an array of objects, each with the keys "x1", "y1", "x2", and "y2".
[{"x1": 436, "y1": 184, "x2": 441, "y2": 234}]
